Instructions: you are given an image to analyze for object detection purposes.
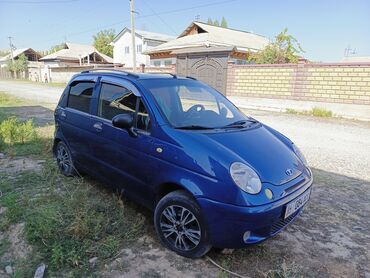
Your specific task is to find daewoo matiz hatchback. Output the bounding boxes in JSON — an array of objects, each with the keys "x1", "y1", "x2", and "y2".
[{"x1": 54, "y1": 69, "x2": 313, "y2": 258}]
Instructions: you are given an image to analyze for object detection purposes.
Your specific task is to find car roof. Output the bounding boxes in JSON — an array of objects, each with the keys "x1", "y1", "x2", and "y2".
[{"x1": 76, "y1": 69, "x2": 196, "y2": 82}]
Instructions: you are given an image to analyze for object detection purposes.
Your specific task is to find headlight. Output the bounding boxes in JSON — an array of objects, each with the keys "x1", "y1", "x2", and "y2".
[
  {"x1": 230, "y1": 162, "x2": 262, "y2": 194},
  {"x1": 292, "y1": 144, "x2": 308, "y2": 166}
]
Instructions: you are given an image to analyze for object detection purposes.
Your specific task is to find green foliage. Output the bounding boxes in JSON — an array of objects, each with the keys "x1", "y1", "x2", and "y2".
[
  {"x1": 248, "y1": 28, "x2": 304, "y2": 64},
  {"x1": 0, "y1": 50, "x2": 10, "y2": 58},
  {"x1": 6, "y1": 53, "x2": 28, "y2": 74},
  {"x1": 93, "y1": 29, "x2": 115, "y2": 58},
  {"x1": 286, "y1": 107, "x2": 333, "y2": 117},
  {"x1": 0, "y1": 117, "x2": 37, "y2": 145},
  {"x1": 207, "y1": 17, "x2": 228, "y2": 28},
  {"x1": 48, "y1": 43, "x2": 66, "y2": 54},
  {"x1": 0, "y1": 163, "x2": 145, "y2": 274},
  {"x1": 312, "y1": 107, "x2": 333, "y2": 117},
  {"x1": 221, "y1": 16, "x2": 228, "y2": 28}
]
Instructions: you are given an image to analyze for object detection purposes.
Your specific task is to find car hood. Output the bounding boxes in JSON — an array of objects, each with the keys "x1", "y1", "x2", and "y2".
[{"x1": 203, "y1": 125, "x2": 304, "y2": 185}]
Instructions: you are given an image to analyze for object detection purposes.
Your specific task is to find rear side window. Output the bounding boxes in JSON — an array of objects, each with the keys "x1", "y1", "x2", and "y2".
[
  {"x1": 67, "y1": 81, "x2": 95, "y2": 113},
  {"x1": 98, "y1": 83, "x2": 137, "y2": 121}
]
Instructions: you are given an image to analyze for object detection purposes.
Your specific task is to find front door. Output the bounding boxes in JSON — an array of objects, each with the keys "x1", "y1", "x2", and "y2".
[{"x1": 89, "y1": 77, "x2": 154, "y2": 206}]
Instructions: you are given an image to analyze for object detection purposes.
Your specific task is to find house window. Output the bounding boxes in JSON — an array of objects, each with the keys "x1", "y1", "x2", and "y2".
[
  {"x1": 125, "y1": 46, "x2": 130, "y2": 54},
  {"x1": 136, "y1": 44, "x2": 142, "y2": 53},
  {"x1": 153, "y1": 60, "x2": 161, "y2": 67},
  {"x1": 164, "y1": 59, "x2": 172, "y2": 66}
]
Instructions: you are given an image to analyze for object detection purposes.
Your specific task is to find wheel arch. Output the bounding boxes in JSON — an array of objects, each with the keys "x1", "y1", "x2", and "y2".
[{"x1": 154, "y1": 182, "x2": 199, "y2": 206}]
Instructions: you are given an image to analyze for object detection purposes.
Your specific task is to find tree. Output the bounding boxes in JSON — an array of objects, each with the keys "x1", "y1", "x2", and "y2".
[
  {"x1": 0, "y1": 50, "x2": 10, "y2": 58},
  {"x1": 248, "y1": 28, "x2": 304, "y2": 64},
  {"x1": 221, "y1": 17, "x2": 228, "y2": 28},
  {"x1": 48, "y1": 43, "x2": 66, "y2": 54},
  {"x1": 7, "y1": 53, "x2": 28, "y2": 78},
  {"x1": 93, "y1": 29, "x2": 115, "y2": 58},
  {"x1": 206, "y1": 17, "x2": 228, "y2": 28}
]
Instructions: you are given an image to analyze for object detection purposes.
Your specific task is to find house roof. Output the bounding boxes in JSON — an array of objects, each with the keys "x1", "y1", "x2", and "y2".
[
  {"x1": 40, "y1": 42, "x2": 113, "y2": 63},
  {"x1": 342, "y1": 56, "x2": 370, "y2": 63},
  {"x1": 112, "y1": 28, "x2": 175, "y2": 44},
  {"x1": 0, "y1": 48, "x2": 40, "y2": 62},
  {"x1": 146, "y1": 21, "x2": 269, "y2": 55}
]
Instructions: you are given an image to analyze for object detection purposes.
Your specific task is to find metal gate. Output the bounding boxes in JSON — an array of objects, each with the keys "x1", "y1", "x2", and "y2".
[{"x1": 176, "y1": 53, "x2": 229, "y2": 94}]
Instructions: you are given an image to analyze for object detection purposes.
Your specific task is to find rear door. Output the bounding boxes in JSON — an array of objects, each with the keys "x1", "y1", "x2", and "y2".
[
  {"x1": 89, "y1": 77, "x2": 155, "y2": 205},
  {"x1": 57, "y1": 76, "x2": 98, "y2": 169}
]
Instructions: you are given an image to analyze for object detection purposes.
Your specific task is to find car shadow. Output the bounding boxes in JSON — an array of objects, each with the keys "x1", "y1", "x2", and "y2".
[{"x1": 0, "y1": 105, "x2": 54, "y2": 127}]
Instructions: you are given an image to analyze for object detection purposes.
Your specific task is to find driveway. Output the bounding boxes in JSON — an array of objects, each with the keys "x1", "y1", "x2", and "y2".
[
  {"x1": 0, "y1": 80, "x2": 63, "y2": 105},
  {"x1": 1, "y1": 80, "x2": 370, "y2": 277}
]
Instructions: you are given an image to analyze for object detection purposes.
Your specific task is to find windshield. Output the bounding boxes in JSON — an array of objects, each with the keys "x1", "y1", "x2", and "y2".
[{"x1": 140, "y1": 79, "x2": 248, "y2": 129}]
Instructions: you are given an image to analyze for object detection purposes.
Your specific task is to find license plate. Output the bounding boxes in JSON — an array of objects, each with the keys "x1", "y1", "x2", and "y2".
[{"x1": 284, "y1": 189, "x2": 311, "y2": 219}]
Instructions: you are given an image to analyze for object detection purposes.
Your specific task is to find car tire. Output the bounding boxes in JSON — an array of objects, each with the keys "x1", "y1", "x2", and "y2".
[
  {"x1": 154, "y1": 190, "x2": 211, "y2": 258},
  {"x1": 55, "y1": 141, "x2": 76, "y2": 177}
]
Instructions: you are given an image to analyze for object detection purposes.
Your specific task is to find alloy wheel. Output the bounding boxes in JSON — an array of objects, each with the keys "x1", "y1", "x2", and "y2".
[
  {"x1": 159, "y1": 205, "x2": 201, "y2": 251},
  {"x1": 56, "y1": 144, "x2": 72, "y2": 173}
]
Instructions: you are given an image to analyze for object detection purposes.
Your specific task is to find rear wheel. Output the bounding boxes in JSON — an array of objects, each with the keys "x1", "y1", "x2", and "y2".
[
  {"x1": 154, "y1": 190, "x2": 211, "y2": 258},
  {"x1": 55, "y1": 141, "x2": 75, "y2": 176}
]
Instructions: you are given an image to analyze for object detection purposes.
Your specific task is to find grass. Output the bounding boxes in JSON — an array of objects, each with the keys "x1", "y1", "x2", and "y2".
[
  {"x1": 0, "y1": 165, "x2": 146, "y2": 276},
  {"x1": 0, "y1": 92, "x2": 146, "y2": 276},
  {"x1": 286, "y1": 107, "x2": 333, "y2": 117},
  {"x1": 0, "y1": 92, "x2": 52, "y2": 156}
]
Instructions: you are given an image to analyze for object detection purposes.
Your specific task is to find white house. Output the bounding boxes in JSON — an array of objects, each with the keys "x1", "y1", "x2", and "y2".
[{"x1": 111, "y1": 28, "x2": 175, "y2": 67}]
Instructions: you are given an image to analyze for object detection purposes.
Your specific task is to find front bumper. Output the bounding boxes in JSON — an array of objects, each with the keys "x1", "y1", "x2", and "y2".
[{"x1": 197, "y1": 177, "x2": 313, "y2": 248}]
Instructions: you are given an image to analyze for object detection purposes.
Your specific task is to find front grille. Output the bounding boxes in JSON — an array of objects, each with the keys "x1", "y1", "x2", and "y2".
[{"x1": 270, "y1": 210, "x2": 300, "y2": 235}]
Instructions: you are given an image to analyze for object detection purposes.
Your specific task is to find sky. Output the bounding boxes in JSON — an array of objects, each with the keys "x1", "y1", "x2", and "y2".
[{"x1": 0, "y1": 0, "x2": 369, "y2": 62}]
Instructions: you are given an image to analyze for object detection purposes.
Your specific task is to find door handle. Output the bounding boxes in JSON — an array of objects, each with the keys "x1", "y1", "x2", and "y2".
[{"x1": 93, "y1": 122, "x2": 103, "y2": 132}]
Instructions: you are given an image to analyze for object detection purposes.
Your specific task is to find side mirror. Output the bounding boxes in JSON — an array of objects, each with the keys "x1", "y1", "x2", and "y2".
[{"x1": 112, "y1": 114, "x2": 137, "y2": 137}]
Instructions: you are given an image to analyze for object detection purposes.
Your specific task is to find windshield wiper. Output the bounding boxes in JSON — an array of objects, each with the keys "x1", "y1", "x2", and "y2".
[
  {"x1": 175, "y1": 125, "x2": 214, "y2": 130},
  {"x1": 222, "y1": 118, "x2": 258, "y2": 128}
]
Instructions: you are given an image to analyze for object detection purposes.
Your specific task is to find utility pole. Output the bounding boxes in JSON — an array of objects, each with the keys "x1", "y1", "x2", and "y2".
[
  {"x1": 130, "y1": 0, "x2": 136, "y2": 72},
  {"x1": 8, "y1": 36, "x2": 15, "y2": 78},
  {"x1": 8, "y1": 36, "x2": 14, "y2": 62}
]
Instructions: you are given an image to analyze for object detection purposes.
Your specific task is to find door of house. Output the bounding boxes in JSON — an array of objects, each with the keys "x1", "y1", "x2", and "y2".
[{"x1": 176, "y1": 53, "x2": 229, "y2": 94}]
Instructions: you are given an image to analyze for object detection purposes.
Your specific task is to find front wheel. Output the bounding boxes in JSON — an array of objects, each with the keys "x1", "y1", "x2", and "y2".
[{"x1": 154, "y1": 190, "x2": 211, "y2": 258}]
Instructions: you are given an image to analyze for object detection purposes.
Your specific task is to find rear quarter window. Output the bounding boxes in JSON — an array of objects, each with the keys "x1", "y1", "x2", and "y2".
[{"x1": 67, "y1": 81, "x2": 95, "y2": 113}]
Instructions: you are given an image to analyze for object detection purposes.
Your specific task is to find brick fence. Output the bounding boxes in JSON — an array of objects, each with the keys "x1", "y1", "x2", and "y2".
[{"x1": 226, "y1": 61, "x2": 370, "y2": 105}]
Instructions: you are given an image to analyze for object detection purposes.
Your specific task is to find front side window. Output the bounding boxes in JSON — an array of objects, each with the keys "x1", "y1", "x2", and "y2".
[
  {"x1": 98, "y1": 83, "x2": 136, "y2": 121},
  {"x1": 139, "y1": 79, "x2": 247, "y2": 129},
  {"x1": 98, "y1": 83, "x2": 151, "y2": 131},
  {"x1": 67, "y1": 81, "x2": 95, "y2": 113}
]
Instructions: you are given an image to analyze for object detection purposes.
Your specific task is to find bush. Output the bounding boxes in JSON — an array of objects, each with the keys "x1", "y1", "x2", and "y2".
[
  {"x1": 0, "y1": 117, "x2": 37, "y2": 145},
  {"x1": 311, "y1": 107, "x2": 333, "y2": 117}
]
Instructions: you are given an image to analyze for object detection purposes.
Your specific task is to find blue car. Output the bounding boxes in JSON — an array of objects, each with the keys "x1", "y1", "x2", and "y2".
[{"x1": 54, "y1": 69, "x2": 313, "y2": 258}]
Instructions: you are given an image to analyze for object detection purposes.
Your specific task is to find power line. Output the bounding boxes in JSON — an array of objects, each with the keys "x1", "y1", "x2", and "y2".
[
  {"x1": 16, "y1": 0, "x2": 238, "y2": 48},
  {"x1": 0, "y1": 0, "x2": 80, "y2": 3},
  {"x1": 142, "y1": 0, "x2": 178, "y2": 35}
]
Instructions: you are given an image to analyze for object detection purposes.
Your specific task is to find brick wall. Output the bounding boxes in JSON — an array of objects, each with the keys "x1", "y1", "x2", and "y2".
[{"x1": 226, "y1": 61, "x2": 370, "y2": 105}]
